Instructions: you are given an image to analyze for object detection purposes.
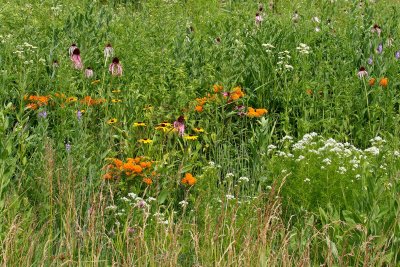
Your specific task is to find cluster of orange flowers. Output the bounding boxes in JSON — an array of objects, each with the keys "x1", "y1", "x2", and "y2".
[
  {"x1": 24, "y1": 95, "x2": 50, "y2": 110},
  {"x1": 25, "y1": 94, "x2": 107, "y2": 110},
  {"x1": 229, "y1": 86, "x2": 245, "y2": 101},
  {"x1": 103, "y1": 156, "x2": 156, "y2": 185},
  {"x1": 247, "y1": 107, "x2": 268, "y2": 118},
  {"x1": 369, "y1": 77, "x2": 388, "y2": 87},
  {"x1": 194, "y1": 84, "x2": 246, "y2": 112},
  {"x1": 181, "y1": 173, "x2": 197, "y2": 185}
]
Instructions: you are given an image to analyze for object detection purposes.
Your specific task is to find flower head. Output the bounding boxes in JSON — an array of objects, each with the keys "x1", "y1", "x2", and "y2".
[
  {"x1": 181, "y1": 173, "x2": 196, "y2": 185},
  {"x1": 109, "y1": 57, "x2": 122, "y2": 76},
  {"x1": 357, "y1": 66, "x2": 368, "y2": 79},
  {"x1": 193, "y1": 127, "x2": 204, "y2": 133},
  {"x1": 143, "y1": 178, "x2": 153, "y2": 185},
  {"x1": 195, "y1": 105, "x2": 203, "y2": 112},
  {"x1": 174, "y1": 116, "x2": 185, "y2": 136},
  {"x1": 138, "y1": 138, "x2": 153, "y2": 144},
  {"x1": 133, "y1": 122, "x2": 146, "y2": 127},
  {"x1": 183, "y1": 134, "x2": 198, "y2": 141},
  {"x1": 69, "y1": 43, "x2": 78, "y2": 57},
  {"x1": 71, "y1": 48, "x2": 83, "y2": 69},
  {"x1": 85, "y1": 67, "x2": 94, "y2": 78},
  {"x1": 255, "y1": 12, "x2": 263, "y2": 26},
  {"x1": 107, "y1": 118, "x2": 118, "y2": 124},
  {"x1": 379, "y1": 77, "x2": 388, "y2": 87},
  {"x1": 38, "y1": 110, "x2": 47, "y2": 118},
  {"x1": 104, "y1": 43, "x2": 114, "y2": 58},
  {"x1": 376, "y1": 43, "x2": 383, "y2": 54},
  {"x1": 368, "y1": 78, "x2": 376, "y2": 86},
  {"x1": 395, "y1": 51, "x2": 400, "y2": 60}
]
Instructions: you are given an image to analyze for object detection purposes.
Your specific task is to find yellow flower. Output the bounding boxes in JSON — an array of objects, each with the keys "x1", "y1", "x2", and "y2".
[
  {"x1": 111, "y1": 99, "x2": 122, "y2": 103},
  {"x1": 80, "y1": 109, "x2": 86, "y2": 113},
  {"x1": 66, "y1": 96, "x2": 78, "y2": 103},
  {"x1": 184, "y1": 134, "x2": 198, "y2": 140},
  {"x1": 112, "y1": 89, "x2": 121, "y2": 93},
  {"x1": 193, "y1": 127, "x2": 204, "y2": 133},
  {"x1": 91, "y1": 80, "x2": 101, "y2": 85},
  {"x1": 107, "y1": 118, "x2": 118, "y2": 124},
  {"x1": 138, "y1": 138, "x2": 153, "y2": 144},
  {"x1": 155, "y1": 122, "x2": 173, "y2": 132},
  {"x1": 133, "y1": 122, "x2": 146, "y2": 127}
]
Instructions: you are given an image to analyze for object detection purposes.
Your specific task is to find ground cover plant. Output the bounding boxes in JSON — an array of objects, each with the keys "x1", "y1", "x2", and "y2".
[{"x1": 1, "y1": 0, "x2": 400, "y2": 266}]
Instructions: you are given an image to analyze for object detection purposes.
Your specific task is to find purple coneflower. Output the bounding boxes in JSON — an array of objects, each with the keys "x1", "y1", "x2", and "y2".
[
  {"x1": 357, "y1": 66, "x2": 368, "y2": 79},
  {"x1": 85, "y1": 67, "x2": 94, "y2": 78},
  {"x1": 69, "y1": 43, "x2": 78, "y2": 57},
  {"x1": 255, "y1": 12, "x2": 263, "y2": 26},
  {"x1": 235, "y1": 105, "x2": 246, "y2": 116},
  {"x1": 174, "y1": 116, "x2": 185, "y2": 137},
  {"x1": 71, "y1": 48, "x2": 83, "y2": 69},
  {"x1": 371, "y1": 24, "x2": 381, "y2": 37},
  {"x1": 292, "y1": 11, "x2": 299, "y2": 23},
  {"x1": 104, "y1": 43, "x2": 114, "y2": 58},
  {"x1": 109, "y1": 57, "x2": 123, "y2": 76}
]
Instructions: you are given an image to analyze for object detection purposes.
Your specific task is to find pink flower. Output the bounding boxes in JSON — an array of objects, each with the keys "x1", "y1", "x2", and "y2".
[
  {"x1": 69, "y1": 43, "x2": 78, "y2": 57},
  {"x1": 109, "y1": 57, "x2": 123, "y2": 76},
  {"x1": 174, "y1": 116, "x2": 185, "y2": 137},
  {"x1": 71, "y1": 48, "x2": 83, "y2": 70},
  {"x1": 104, "y1": 43, "x2": 114, "y2": 58},
  {"x1": 85, "y1": 67, "x2": 94, "y2": 78},
  {"x1": 357, "y1": 66, "x2": 368, "y2": 79},
  {"x1": 371, "y1": 24, "x2": 381, "y2": 37},
  {"x1": 255, "y1": 12, "x2": 263, "y2": 26}
]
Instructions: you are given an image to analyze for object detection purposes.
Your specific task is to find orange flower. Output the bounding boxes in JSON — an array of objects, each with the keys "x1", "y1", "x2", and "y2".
[
  {"x1": 306, "y1": 89, "x2": 313, "y2": 96},
  {"x1": 196, "y1": 97, "x2": 207, "y2": 106},
  {"x1": 123, "y1": 162, "x2": 143, "y2": 173},
  {"x1": 368, "y1": 78, "x2": 376, "y2": 86},
  {"x1": 140, "y1": 161, "x2": 152, "y2": 168},
  {"x1": 113, "y1": 159, "x2": 124, "y2": 169},
  {"x1": 143, "y1": 178, "x2": 153, "y2": 185},
  {"x1": 379, "y1": 77, "x2": 388, "y2": 87},
  {"x1": 247, "y1": 107, "x2": 268, "y2": 118},
  {"x1": 213, "y1": 84, "x2": 223, "y2": 93},
  {"x1": 230, "y1": 86, "x2": 245, "y2": 101},
  {"x1": 195, "y1": 105, "x2": 203, "y2": 112},
  {"x1": 103, "y1": 173, "x2": 113, "y2": 180},
  {"x1": 181, "y1": 173, "x2": 197, "y2": 185},
  {"x1": 26, "y1": 103, "x2": 38, "y2": 110}
]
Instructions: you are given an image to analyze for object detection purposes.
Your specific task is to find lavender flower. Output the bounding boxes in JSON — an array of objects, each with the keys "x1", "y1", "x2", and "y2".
[
  {"x1": 38, "y1": 111, "x2": 47, "y2": 118},
  {"x1": 77, "y1": 110, "x2": 82, "y2": 120},
  {"x1": 376, "y1": 43, "x2": 383, "y2": 54},
  {"x1": 65, "y1": 142, "x2": 71, "y2": 153},
  {"x1": 368, "y1": 57, "x2": 373, "y2": 65},
  {"x1": 395, "y1": 51, "x2": 400, "y2": 60},
  {"x1": 174, "y1": 116, "x2": 185, "y2": 136},
  {"x1": 109, "y1": 57, "x2": 123, "y2": 76}
]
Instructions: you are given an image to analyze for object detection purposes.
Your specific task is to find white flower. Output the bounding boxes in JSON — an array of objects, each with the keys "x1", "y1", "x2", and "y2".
[
  {"x1": 128, "y1": 192, "x2": 137, "y2": 199},
  {"x1": 304, "y1": 178, "x2": 311, "y2": 182},
  {"x1": 226, "y1": 194, "x2": 235, "y2": 200},
  {"x1": 338, "y1": 166, "x2": 347, "y2": 174},
  {"x1": 239, "y1": 176, "x2": 249, "y2": 182},
  {"x1": 226, "y1": 173, "x2": 235, "y2": 179},
  {"x1": 365, "y1": 146, "x2": 380, "y2": 155},
  {"x1": 179, "y1": 200, "x2": 189, "y2": 207},
  {"x1": 106, "y1": 205, "x2": 117, "y2": 211}
]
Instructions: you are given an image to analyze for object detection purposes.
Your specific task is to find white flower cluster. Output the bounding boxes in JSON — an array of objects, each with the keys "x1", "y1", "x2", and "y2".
[
  {"x1": 296, "y1": 43, "x2": 311, "y2": 54},
  {"x1": 262, "y1": 43, "x2": 275, "y2": 53}
]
